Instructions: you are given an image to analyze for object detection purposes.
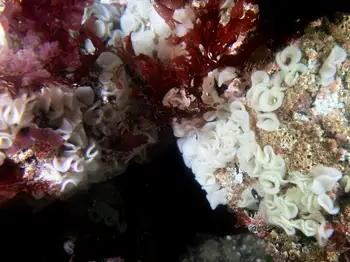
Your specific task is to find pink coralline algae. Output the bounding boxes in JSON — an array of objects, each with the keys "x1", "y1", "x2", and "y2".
[
  {"x1": 293, "y1": 92, "x2": 312, "y2": 113},
  {"x1": 0, "y1": 0, "x2": 104, "y2": 96}
]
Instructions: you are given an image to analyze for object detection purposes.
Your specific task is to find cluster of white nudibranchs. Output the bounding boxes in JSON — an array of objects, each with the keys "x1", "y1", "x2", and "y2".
[
  {"x1": 0, "y1": 0, "x2": 162, "y2": 196},
  {"x1": 175, "y1": 43, "x2": 348, "y2": 245},
  {"x1": 247, "y1": 46, "x2": 308, "y2": 132},
  {"x1": 0, "y1": 85, "x2": 101, "y2": 193},
  {"x1": 0, "y1": 66, "x2": 156, "y2": 195}
]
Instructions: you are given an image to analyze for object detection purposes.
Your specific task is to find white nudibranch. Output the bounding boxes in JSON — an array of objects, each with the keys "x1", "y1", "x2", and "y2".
[
  {"x1": 95, "y1": 52, "x2": 123, "y2": 71},
  {"x1": 238, "y1": 187, "x2": 260, "y2": 210},
  {"x1": 131, "y1": 30, "x2": 156, "y2": 57},
  {"x1": 258, "y1": 170, "x2": 287, "y2": 194},
  {"x1": 341, "y1": 174, "x2": 350, "y2": 193},
  {"x1": 200, "y1": 69, "x2": 237, "y2": 106},
  {"x1": 74, "y1": 86, "x2": 95, "y2": 107},
  {"x1": 172, "y1": 6, "x2": 196, "y2": 37},
  {"x1": 204, "y1": 183, "x2": 229, "y2": 210},
  {"x1": 251, "y1": 70, "x2": 270, "y2": 87},
  {"x1": 284, "y1": 63, "x2": 308, "y2": 87},
  {"x1": 85, "y1": 139, "x2": 100, "y2": 159},
  {"x1": 172, "y1": 118, "x2": 203, "y2": 138},
  {"x1": 247, "y1": 83, "x2": 268, "y2": 112},
  {"x1": 40, "y1": 163, "x2": 63, "y2": 182},
  {"x1": 258, "y1": 87, "x2": 284, "y2": 112},
  {"x1": 63, "y1": 240, "x2": 75, "y2": 256},
  {"x1": 319, "y1": 45, "x2": 347, "y2": 86},
  {"x1": 0, "y1": 151, "x2": 5, "y2": 166},
  {"x1": 149, "y1": 8, "x2": 171, "y2": 37},
  {"x1": 276, "y1": 45, "x2": 302, "y2": 71},
  {"x1": 120, "y1": 12, "x2": 142, "y2": 35},
  {"x1": 0, "y1": 92, "x2": 36, "y2": 164},
  {"x1": 310, "y1": 166, "x2": 342, "y2": 194},
  {"x1": 118, "y1": 0, "x2": 186, "y2": 59},
  {"x1": 256, "y1": 113, "x2": 280, "y2": 131},
  {"x1": 216, "y1": 67, "x2": 237, "y2": 87},
  {"x1": 82, "y1": 2, "x2": 122, "y2": 49},
  {"x1": 84, "y1": 39, "x2": 96, "y2": 54},
  {"x1": 0, "y1": 22, "x2": 6, "y2": 47},
  {"x1": 53, "y1": 156, "x2": 76, "y2": 173}
]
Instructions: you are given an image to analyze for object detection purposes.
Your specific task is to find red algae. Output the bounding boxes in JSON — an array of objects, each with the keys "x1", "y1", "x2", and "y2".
[
  {"x1": 117, "y1": 0, "x2": 259, "y2": 126},
  {"x1": 7, "y1": 127, "x2": 64, "y2": 159},
  {"x1": 236, "y1": 209, "x2": 253, "y2": 227},
  {"x1": 0, "y1": 159, "x2": 23, "y2": 190},
  {"x1": 159, "y1": 0, "x2": 259, "y2": 67},
  {"x1": 0, "y1": 159, "x2": 23, "y2": 202},
  {"x1": 326, "y1": 224, "x2": 349, "y2": 254},
  {"x1": 153, "y1": 3, "x2": 177, "y2": 30},
  {"x1": 0, "y1": 156, "x2": 60, "y2": 202}
]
